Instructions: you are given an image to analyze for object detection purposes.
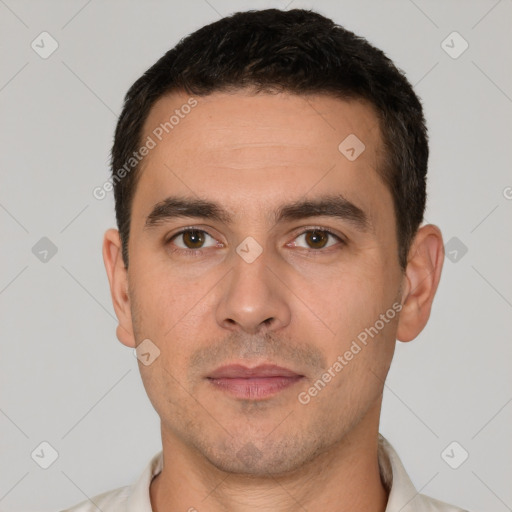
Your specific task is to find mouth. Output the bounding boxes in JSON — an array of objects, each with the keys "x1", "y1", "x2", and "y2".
[{"x1": 206, "y1": 364, "x2": 304, "y2": 400}]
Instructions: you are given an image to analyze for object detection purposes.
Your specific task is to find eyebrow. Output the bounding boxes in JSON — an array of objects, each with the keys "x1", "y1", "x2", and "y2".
[{"x1": 144, "y1": 194, "x2": 371, "y2": 232}]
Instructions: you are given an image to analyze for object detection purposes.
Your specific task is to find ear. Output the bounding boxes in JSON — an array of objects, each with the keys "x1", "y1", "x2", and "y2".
[
  {"x1": 396, "y1": 224, "x2": 444, "y2": 342},
  {"x1": 102, "y1": 228, "x2": 136, "y2": 348}
]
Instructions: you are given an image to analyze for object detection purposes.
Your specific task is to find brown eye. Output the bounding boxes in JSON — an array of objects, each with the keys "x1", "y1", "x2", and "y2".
[
  {"x1": 181, "y1": 230, "x2": 206, "y2": 249},
  {"x1": 292, "y1": 229, "x2": 342, "y2": 251},
  {"x1": 169, "y1": 229, "x2": 218, "y2": 252},
  {"x1": 304, "y1": 230, "x2": 330, "y2": 249}
]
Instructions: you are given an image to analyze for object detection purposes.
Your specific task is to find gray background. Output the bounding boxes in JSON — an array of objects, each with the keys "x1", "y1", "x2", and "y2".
[{"x1": 1, "y1": 1, "x2": 511, "y2": 511}]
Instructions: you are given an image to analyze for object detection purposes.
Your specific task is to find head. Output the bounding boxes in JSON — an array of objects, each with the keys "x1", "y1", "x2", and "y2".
[{"x1": 103, "y1": 9, "x2": 444, "y2": 475}]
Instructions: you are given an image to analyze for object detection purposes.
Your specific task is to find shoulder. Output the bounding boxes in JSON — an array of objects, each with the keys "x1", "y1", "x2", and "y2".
[
  {"x1": 59, "y1": 485, "x2": 131, "y2": 512},
  {"x1": 59, "y1": 450, "x2": 163, "y2": 512},
  {"x1": 415, "y1": 492, "x2": 471, "y2": 512},
  {"x1": 378, "y1": 435, "x2": 471, "y2": 512}
]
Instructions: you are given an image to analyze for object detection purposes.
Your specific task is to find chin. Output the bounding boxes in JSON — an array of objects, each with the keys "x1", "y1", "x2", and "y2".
[{"x1": 199, "y1": 434, "x2": 329, "y2": 477}]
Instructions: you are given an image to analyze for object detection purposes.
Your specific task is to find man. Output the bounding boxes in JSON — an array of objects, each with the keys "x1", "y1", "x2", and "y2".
[{"x1": 64, "y1": 8, "x2": 469, "y2": 512}]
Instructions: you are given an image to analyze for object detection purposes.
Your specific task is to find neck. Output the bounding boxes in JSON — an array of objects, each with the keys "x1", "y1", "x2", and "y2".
[{"x1": 150, "y1": 403, "x2": 388, "y2": 512}]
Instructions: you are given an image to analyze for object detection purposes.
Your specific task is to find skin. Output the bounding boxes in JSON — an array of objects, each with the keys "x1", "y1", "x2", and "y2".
[{"x1": 103, "y1": 90, "x2": 444, "y2": 512}]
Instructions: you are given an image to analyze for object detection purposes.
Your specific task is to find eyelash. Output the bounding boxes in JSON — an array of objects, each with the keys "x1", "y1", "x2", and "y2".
[{"x1": 165, "y1": 227, "x2": 345, "y2": 257}]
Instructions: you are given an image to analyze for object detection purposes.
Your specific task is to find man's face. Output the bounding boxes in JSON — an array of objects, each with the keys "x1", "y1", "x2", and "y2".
[{"x1": 124, "y1": 90, "x2": 404, "y2": 475}]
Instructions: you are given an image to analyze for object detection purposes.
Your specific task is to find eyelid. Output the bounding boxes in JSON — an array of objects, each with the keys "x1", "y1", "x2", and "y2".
[
  {"x1": 165, "y1": 225, "x2": 220, "y2": 240},
  {"x1": 290, "y1": 225, "x2": 346, "y2": 242},
  {"x1": 166, "y1": 225, "x2": 345, "y2": 243}
]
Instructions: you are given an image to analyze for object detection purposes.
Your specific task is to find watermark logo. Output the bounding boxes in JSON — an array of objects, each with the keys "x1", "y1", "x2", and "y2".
[
  {"x1": 32, "y1": 237, "x2": 58, "y2": 263},
  {"x1": 236, "y1": 236, "x2": 263, "y2": 264},
  {"x1": 133, "y1": 338, "x2": 161, "y2": 366},
  {"x1": 441, "y1": 441, "x2": 469, "y2": 469},
  {"x1": 441, "y1": 31, "x2": 469, "y2": 59},
  {"x1": 31, "y1": 441, "x2": 59, "y2": 469},
  {"x1": 31, "y1": 31, "x2": 59, "y2": 59},
  {"x1": 338, "y1": 134, "x2": 366, "y2": 161},
  {"x1": 236, "y1": 442, "x2": 263, "y2": 465},
  {"x1": 444, "y1": 236, "x2": 468, "y2": 263}
]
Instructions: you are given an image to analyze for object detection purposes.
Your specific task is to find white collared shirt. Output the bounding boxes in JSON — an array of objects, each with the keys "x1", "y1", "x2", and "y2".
[{"x1": 61, "y1": 435, "x2": 469, "y2": 511}]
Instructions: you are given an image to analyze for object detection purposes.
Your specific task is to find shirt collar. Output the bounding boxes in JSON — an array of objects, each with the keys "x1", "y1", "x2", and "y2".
[{"x1": 378, "y1": 434, "x2": 427, "y2": 511}]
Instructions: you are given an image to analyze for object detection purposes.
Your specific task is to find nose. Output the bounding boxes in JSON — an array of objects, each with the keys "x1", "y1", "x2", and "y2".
[{"x1": 215, "y1": 248, "x2": 292, "y2": 335}]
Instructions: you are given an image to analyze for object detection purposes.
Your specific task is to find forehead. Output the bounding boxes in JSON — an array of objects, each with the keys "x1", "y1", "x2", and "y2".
[
  {"x1": 142, "y1": 89, "x2": 381, "y2": 162},
  {"x1": 133, "y1": 90, "x2": 391, "y2": 229}
]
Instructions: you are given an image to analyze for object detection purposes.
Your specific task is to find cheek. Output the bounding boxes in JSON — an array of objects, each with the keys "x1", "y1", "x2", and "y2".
[
  {"x1": 128, "y1": 250, "x2": 198, "y2": 334},
  {"x1": 317, "y1": 315, "x2": 396, "y2": 413},
  {"x1": 323, "y1": 272, "x2": 387, "y2": 334},
  {"x1": 129, "y1": 268, "x2": 215, "y2": 380},
  {"x1": 318, "y1": 265, "x2": 399, "y2": 372}
]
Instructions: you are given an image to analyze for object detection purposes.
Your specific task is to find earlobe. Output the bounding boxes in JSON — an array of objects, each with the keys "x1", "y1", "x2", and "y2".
[
  {"x1": 396, "y1": 225, "x2": 444, "y2": 342},
  {"x1": 102, "y1": 228, "x2": 136, "y2": 348}
]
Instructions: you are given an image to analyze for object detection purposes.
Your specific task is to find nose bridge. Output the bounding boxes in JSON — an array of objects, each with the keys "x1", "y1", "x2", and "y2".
[{"x1": 215, "y1": 241, "x2": 291, "y2": 334}]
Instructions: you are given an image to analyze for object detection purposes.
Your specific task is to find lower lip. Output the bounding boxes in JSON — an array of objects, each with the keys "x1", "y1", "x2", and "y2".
[{"x1": 207, "y1": 376, "x2": 303, "y2": 400}]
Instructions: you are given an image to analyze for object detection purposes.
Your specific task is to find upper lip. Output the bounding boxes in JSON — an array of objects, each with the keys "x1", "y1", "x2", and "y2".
[{"x1": 207, "y1": 364, "x2": 302, "y2": 379}]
